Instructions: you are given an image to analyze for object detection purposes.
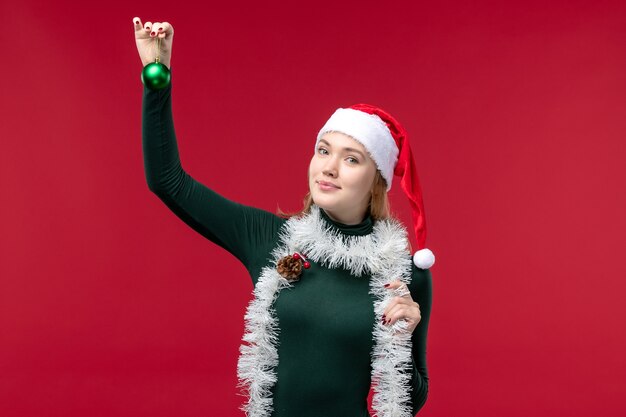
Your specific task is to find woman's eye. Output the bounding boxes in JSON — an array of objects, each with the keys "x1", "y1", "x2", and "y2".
[
  {"x1": 347, "y1": 157, "x2": 359, "y2": 164},
  {"x1": 318, "y1": 147, "x2": 328, "y2": 155}
]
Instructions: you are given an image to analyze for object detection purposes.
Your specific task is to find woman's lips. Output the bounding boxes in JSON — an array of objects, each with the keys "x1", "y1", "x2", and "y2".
[{"x1": 317, "y1": 181, "x2": 340, "y2": 191}]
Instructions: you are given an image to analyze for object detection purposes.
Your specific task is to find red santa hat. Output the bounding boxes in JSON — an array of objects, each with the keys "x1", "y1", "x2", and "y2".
[{"x1": 316, "y1": 104, "x2": 435, "y2": 269}]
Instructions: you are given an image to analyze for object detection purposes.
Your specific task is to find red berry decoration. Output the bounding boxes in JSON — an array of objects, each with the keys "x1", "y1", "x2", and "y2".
[
  {"x1": 292, "y1": 253, "x2": 301, "y2": 260},
  {"x1": 303, "y1": 261, "x2": 311, "y2": 269}
]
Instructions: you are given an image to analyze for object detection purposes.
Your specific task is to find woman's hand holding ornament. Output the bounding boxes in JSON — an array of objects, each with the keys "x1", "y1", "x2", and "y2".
[
  {"x1": 382, "y1": 280, "x2": 421, "y2": 334},
  {"x1": 133, "y1": 17, "x2": 173, "y2": 69},
  {"x1": 133, "y1": 17, "x2": 173, "y2": 90}
]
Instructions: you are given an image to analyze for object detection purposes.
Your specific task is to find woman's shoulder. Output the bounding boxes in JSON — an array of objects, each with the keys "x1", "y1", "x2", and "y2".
[
  {"x1": 408, "y1": 261, "x2": 433, "y2": 294},
  {"x1": 241, "y1": 204, "x2": 288, "y2": 237}
]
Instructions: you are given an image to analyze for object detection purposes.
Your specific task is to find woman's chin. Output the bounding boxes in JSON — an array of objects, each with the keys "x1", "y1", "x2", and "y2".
[{"x1": 310, "y1": 193, "x2": 337, "y2": 209}]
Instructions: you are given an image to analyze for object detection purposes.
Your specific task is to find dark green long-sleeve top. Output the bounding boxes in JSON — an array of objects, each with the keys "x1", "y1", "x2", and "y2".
[{"x1": 142, "y1": 80, "x2": 432, "y2": 417}]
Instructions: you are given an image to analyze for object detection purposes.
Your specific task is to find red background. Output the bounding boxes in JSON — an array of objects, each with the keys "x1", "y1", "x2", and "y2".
[{"x1": 2, "y1": 1, "x2": 625, "y2": 416}]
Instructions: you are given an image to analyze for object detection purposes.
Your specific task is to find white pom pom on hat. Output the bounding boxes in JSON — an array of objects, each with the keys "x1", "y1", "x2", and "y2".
[
  {"x1": 413, "y1": 248, "x2": 435, "y2": 270},
  {"x1": 317, "y1": 104, "x2": 435, "y2": 269}
]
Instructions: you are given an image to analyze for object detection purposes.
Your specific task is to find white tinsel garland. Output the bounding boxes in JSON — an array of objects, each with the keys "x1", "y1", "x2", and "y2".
[{"x1": 236, "y1": 204, "x2": 414, "y2": 417}]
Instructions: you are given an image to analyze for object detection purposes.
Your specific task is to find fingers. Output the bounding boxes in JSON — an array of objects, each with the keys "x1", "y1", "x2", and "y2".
[
  {"x1": 383, "y1": 299, "x2": 406, "y2": 323},
  {"x1": 133, "y1": 17, "x2": 173, "y2": 39},
  {"x1": 379, "y1": 283, "x2": 420, "y2": 333},
  {"x1": 132, "y1": 17, "x2": 151, "y2": 40},
  {"x1": 384, "y1": 280, "x2": 411, "y2": 298},
  {"x1": 385, "y1": 295, "x2": 417, "y2": 309},
  {"x1": 151, "y1": 22, "x2": 167, "y2": 39},
  {"x1": 386, "y1": 303, "x2": 410, "y2": 322},
  {"x1": 381, "y1": 280, "x2": 418, "y2": 327},
  {"x1": 384, "y1": 279, "x2": 402, "y2": 288},
  {"x1": 385, "y1": 280, "x2": 406, "y2": 299},
  {"x1": 152, "y1": 21, "x2": 173, "y2": 39},
  {"x1": 383, "y1": 302, "x2": 421, "y2": 328}
]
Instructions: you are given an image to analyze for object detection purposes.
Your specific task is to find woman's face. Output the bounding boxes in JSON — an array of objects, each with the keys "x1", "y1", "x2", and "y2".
[{"x1": 308, "y1": 131, "x2": 378, "y2": 224}]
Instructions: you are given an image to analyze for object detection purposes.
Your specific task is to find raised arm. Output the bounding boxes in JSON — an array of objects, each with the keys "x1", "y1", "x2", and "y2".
[{"x1": 135, "y1": 17, "x2": 284, "y2": 272}]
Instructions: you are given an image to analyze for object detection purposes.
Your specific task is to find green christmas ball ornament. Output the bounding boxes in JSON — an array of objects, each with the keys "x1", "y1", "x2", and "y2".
[{"x1": 141, "y1": 62, "x2": 171, "y2": 90}]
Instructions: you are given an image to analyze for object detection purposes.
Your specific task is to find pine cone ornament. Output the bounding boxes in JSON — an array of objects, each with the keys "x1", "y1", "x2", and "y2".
[{"x1": 277, "y1": 255, "x2": 302, "y2": 281}]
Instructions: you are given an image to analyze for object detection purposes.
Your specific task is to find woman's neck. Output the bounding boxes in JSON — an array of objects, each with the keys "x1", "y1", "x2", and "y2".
[
  {"x1": 322, "y1": 208, "x2": 367, "y2": 225},
  {"x1": 318, "y1": 206, "x2": 373, "y2": 236}
]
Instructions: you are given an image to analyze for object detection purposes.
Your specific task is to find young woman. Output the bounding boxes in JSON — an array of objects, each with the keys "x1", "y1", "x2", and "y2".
[{"x1": 134, "y1": 17, "x2": 435, "y2": 417}]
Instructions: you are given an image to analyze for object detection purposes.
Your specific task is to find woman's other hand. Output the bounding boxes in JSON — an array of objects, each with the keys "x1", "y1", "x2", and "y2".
[
  {"x1": 133, "y1": 17, "x2": 173, "y2": 69},
  {"x1": 382, "y1": 280, "x2": 422, "y2": 335}
]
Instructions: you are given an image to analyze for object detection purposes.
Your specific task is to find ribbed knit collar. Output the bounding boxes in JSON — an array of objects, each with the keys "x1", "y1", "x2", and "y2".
[{"x1": 319, "y1": 206, "x2": 373, "y2": 236}]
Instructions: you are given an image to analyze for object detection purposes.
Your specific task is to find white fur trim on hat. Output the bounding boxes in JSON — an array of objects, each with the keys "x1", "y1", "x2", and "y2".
[{"x1": 316, "y1": 108, "x2": 399, "y2": 191}]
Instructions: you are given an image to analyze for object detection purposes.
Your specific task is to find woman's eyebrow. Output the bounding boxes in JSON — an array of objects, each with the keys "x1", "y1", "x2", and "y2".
[{"x1": 319, "y1": 139, "x2": 366, "y2": 158}]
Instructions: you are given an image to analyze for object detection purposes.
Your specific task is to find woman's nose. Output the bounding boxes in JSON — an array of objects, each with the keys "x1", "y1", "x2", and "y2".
[{"x1": 322, "y1": 157, "x2": 339, "y2": 177}]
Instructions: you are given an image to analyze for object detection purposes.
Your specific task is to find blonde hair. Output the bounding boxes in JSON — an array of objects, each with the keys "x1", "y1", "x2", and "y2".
[{"x1": 276, "y1": 170, "x2": 389, "y2": 220}]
